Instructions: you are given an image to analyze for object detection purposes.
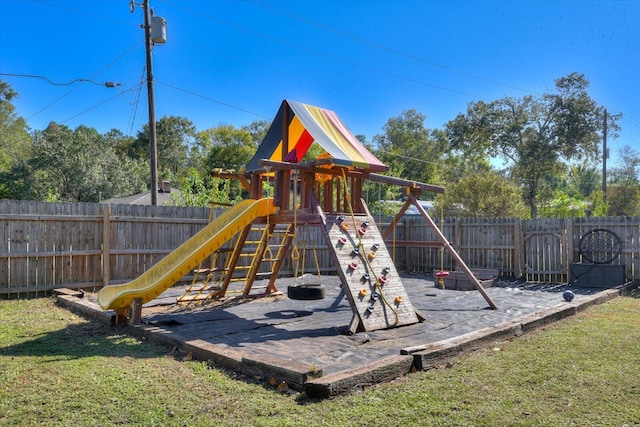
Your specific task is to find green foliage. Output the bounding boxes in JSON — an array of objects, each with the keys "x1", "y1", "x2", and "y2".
[
  {"x1": 171, "y1": 169, "x2": 240, "y2": 208},
  {"x1": 171, "y1": 171, "x2": 212, "y2": 207},
  {"x1": 301, "y1": 142, "x2": 326, "y2": 162},
  {"x1": 1, "y1": 77, "x2": 631, "y2": 219},
  {"x1": 198, "y1": 124, "x2": 257, "y2": 172},
  {"x1": 0, "y1": 80, "x2": 33, "y2": 198},
  {"x1": 607, "y1": 185, "x2": 640, "y2": 216},
  {"x1": 606, "y1": 145, "x2": 640, "y2": 216},
  {"x1": 31, "y1": 123, "x2": 147, "y2": 202},
  {"x1": 446, "y1": 73, "x2": 603, "y2": 218},
  {"x1": 538, "y1": 190, "x2": 590, "y2": 218},
  {"x1": 588, "y1": 190, "x2": 608, "y2": 217},
  {"x1": 373, "y1": 109, "x2": 445, "y2": 194},
  {"x1": 133, "y1": 115, "x2": 196, "y2": 181},
  {"x1": 242, "y1": 120, "x2": 269, "y2": 146},
  {"x1": 435, "y1": 171, "x2": 528, "y2": 218},
  {"x1": 563, "y1": 161, "x2": 600, "y2": 198}
]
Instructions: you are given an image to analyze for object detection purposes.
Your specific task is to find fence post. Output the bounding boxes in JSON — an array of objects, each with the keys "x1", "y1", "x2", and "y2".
[
  {"x1": 514, "y1": 218, "x2": 523, "y2": 279},
  {"x1": 102, "y1": 204, "x2": 111, "y2": 287},
  {"x1": 454, "y1": 217, "x2": 461, "y2": 269},
  {"x1": 565, "y1": 217, "x2": 574, "y2": 281}
]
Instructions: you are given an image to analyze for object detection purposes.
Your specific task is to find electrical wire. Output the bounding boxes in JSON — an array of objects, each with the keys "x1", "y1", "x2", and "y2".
[
  {"x1": 246, "y1": 0, "x2": 533, "y2": 95},
  {"x1": 127, "y1": 66, "x2": 147, "y2": 137},
  {"x1": 61, "y1": 89, "x2": 134, "y2": 124},
  {"x1": 155, "y1": 81, "x2": 271, "y2": 119},
  {"x1": 176, "y1": 39, "x2": 401, "y2": 110},
  {"x1": 0, "y1": 73, "x2": 117, "y2": 87},
  {"x1": 157, "y1": 0, "x2": 480, "y2": 99}
]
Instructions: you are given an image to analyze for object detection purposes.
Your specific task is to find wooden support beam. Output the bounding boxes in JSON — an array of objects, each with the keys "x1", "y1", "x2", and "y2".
[
  {"x1": 130, "y1": 298, "x2": 143, "y2": 324},
  {"x1": 408, "y1": 194, "x2": 498, "y2": 310},
  {"x1": 257, "y1": 159, "x2": 445, "y2": 197},
  {"x1": 381, "y1": 199, "x2": 413, "y2": 241},
  {"x1": 369, "y1": 173, "x2": 445, "y2": 194}
]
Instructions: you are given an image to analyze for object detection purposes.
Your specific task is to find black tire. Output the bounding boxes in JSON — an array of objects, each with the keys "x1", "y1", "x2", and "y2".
[{"x1": 287, "y1": 283, "x2": 326, "y2": 300}]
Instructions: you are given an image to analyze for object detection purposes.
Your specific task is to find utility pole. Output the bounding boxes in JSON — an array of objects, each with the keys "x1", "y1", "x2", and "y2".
[
  {"x1": 603, "y1": 109, "x2": 608, "y2": 205},
  {"x1": 602, "y1": 109, "x2": 622, "y2": 205},
  {"x1": 143, "y1": 0, "x2": 159, "y2": 206},
  {"x1": 132, "y1": 0, "x2": 166, "y2": 206}
]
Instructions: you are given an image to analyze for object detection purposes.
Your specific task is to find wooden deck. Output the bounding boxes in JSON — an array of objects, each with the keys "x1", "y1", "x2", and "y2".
[{"x1": 56, "y1": 275, "x2": 633, "y2": 397}]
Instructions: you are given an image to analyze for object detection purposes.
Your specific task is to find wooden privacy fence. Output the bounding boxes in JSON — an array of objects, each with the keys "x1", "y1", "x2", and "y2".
[{"x1": 1, "y1": 200, "x2": 638, "y2": 297}]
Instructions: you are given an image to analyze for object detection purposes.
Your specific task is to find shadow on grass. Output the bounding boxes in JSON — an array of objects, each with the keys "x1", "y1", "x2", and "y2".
[{"x1": 0, "y1": 321, "x2": 167, "y2": 361}]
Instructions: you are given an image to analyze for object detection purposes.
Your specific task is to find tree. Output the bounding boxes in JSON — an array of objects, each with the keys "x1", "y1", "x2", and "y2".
[
  {"x1": 607, "y1": 145, "x2": 640, "y2": 216},
  {"x1": 538, "y1": 190, "x2": 590, "y2": 218},
  {"x1": 133, "y1": 115, "x2": 196, "y2": 182},
  {"x1": 0, "y1": 80, "x2": 33, "y2": 199},
  {"x1": 446, "y1": 73, "x2": 605, "y2": 218},
  {"x1": 183, "y1": 124, "x2": 258, "y2": 203},
  {"x1": 562, "y1": 161, "x2": 601, "y2": 199},
  {"x1": 373, "y1": 109, "x2": 446, "y2": 187},
  {"x1": 31, "y1": 123, "x2": 147, "y2": 202},
  {"x1": 242, "y1": 120, "x2": 269, "y2": 146},
  {"x1": 434, "y1": 171, "x2": 528, "y2": 218},
  {"x1": 198, "y1": 124, "x2": 257, "y2": 172}
]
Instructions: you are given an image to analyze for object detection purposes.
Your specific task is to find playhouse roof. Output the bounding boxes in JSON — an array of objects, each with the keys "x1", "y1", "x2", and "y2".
[{"x1": 246, "y1": 100, "x2": 388, "y2": 172}]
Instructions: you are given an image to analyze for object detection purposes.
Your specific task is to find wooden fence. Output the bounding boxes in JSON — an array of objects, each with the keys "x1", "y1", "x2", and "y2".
[{"x1": 1, "y1": 200, "x2": 638, "y2": 297}]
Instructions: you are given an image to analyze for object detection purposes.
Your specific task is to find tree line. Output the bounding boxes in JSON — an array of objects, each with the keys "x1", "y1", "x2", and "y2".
[{"x1": 1, "y1": 73, "x2": 636, "y2": 219}]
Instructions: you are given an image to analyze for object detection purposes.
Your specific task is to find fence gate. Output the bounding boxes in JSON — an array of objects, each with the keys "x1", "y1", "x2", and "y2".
[{"x1": 523, "y1": 223, "x2": 568, "y2": 283}]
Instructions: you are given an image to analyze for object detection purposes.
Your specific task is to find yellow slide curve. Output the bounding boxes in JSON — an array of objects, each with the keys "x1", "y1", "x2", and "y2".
[{"x1": 98, "y1": 198, "x2": 277, "y2": 311}]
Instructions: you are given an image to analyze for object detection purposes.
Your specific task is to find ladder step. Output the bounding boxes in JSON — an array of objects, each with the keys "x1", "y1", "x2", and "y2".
[
  {"x1": 177, "y1": 294, "x2": 211, "y2": 302},
  {"x1": 182, "y1": 284, "x2": 220, "y2": 293},
  {"x1": 193, "y1": 267, "x2": 227, "y2": 274},
  {"x1": 262, "y1": 258, "x2": 280, "y2": 262}
]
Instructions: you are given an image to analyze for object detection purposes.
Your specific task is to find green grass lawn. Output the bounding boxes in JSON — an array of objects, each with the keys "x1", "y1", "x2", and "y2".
[{"x1": 1, "y1": 292, "x2": 639, "y2": 426}]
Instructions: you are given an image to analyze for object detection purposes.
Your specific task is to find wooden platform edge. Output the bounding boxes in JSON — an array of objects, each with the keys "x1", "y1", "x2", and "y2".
[
  {"x1": 52, "y1": 283, "x2": 635, "y2": 399},
  {"x1": 304, "y1": 354, "x2": 414, "y2": 399},
  {"x1": 403, "y1": 285, "x2": 635, "y2": 373}
]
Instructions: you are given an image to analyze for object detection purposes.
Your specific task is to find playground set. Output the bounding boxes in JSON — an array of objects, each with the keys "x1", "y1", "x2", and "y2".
[{"x1": 98, "y1": 100, "x2": 496, "y2": 333}]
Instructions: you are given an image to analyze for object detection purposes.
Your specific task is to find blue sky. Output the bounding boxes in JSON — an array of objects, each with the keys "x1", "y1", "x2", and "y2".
[{"x1": 1, "y1": 0, "x2": 639, "y2": 168}]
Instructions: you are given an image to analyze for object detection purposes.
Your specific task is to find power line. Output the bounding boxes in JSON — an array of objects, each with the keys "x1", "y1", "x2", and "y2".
[
  {"x1": 25, "y1": 0, "x2": 139, "y2": 26},
  {"x1": 177, "y1": 40, "x2": 401, "y2": 110},
  {"x1": 246, "y1": 0, "x2": 534, "y2": 95},
  {"x1": 158, "y1": 1, "x2": 481, "y2": 99},
  {"x1": 127, "y1": 66, "x2": 147, "y2": 137},
  {"x1": 61, "y1": 91, "x2": 127, "y2": 124},
  {"x1": 4, "y1": 42, "x2": 141, "y2": 121},
  {"x1": 156, "y1": 81, "x2": 271, "y2": 119},
  {"x1": 0, "y1": 72, "x2": 119, "y2": 88}
]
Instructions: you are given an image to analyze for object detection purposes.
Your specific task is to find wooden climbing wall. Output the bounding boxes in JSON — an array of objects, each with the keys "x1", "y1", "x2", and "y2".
[{"x1": 324, "y1": 213, "x2": 420, "y2": 332}]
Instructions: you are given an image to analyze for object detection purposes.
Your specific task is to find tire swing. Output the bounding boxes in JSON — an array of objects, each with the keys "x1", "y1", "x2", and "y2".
[
  {"x1": 287, "y1": 238, "x2": 326, "y2": 300},
  {"x1": 287, "y1": 176, "x2": 325, "y2": 300}
]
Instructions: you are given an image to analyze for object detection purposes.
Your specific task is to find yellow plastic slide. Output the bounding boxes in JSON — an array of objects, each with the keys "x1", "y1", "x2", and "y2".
[{"x1": 98, "y1": 198, "x2": 277, "y2": 311}]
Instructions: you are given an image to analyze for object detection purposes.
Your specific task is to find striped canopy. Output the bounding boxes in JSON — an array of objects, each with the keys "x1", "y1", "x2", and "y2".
[{"x1": 246, "y1": 100, "x2": 388, "y2": 172}]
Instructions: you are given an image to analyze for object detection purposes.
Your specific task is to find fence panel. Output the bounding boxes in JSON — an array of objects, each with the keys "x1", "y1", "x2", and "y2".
[
  {"x1": 2, "y1": 199, "x2": 640, "y2": 297},
  {"x1": 107, "y1": 204, "x2": 209, "y2": 282},
  {"x1": 573, "y1": 216, "x2": 640, "y2": 283},
  {"x1": 0, "y1": 201, "x2": 104, "y2": 296},
  {"x1": 522, "y1": 218, "x2": 567, "y2": 283}
]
